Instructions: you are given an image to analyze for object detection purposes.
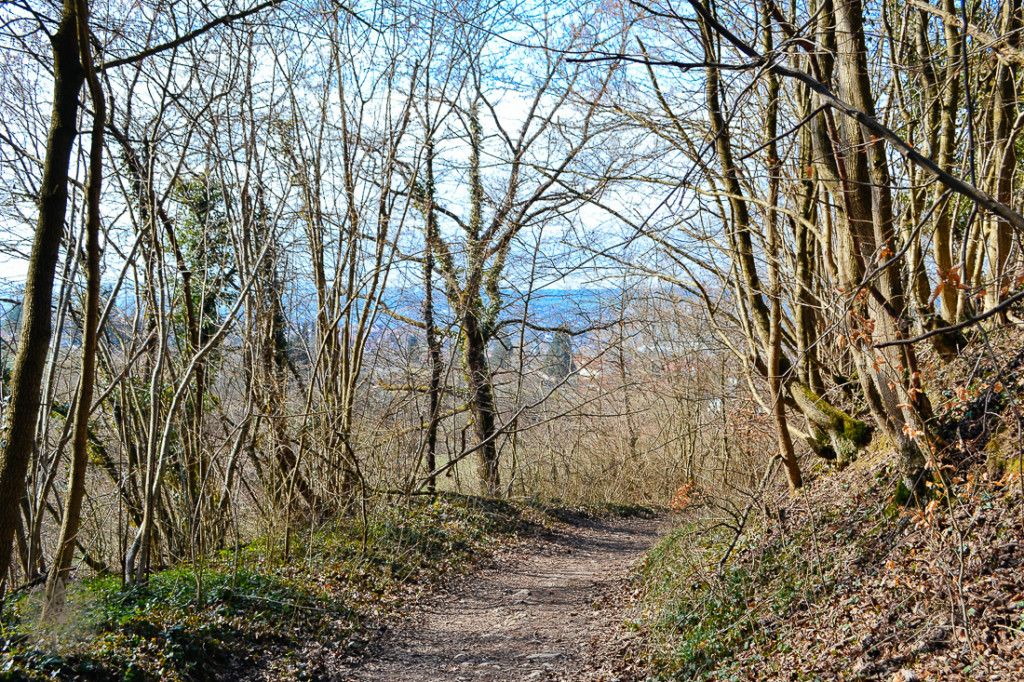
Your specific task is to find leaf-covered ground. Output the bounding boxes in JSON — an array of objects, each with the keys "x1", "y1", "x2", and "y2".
[{"x1": 630, "y1": 326, "x2": 1024, "y2": 681}]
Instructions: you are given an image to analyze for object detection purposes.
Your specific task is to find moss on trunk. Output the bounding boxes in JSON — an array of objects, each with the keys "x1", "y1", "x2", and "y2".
[{"x1": 791, "y1": 382, "x2": 872, "y2": 466}]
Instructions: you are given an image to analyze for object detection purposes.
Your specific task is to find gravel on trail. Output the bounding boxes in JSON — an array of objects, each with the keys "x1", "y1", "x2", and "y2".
[{"x1": 334, "y1": 515, "x2": 664, "y2": 681}]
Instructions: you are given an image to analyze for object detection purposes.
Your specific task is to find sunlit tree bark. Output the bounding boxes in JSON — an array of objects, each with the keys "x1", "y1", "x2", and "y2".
[{"x1": 0, "y1": 0, "x2": 83, "y2": 602}]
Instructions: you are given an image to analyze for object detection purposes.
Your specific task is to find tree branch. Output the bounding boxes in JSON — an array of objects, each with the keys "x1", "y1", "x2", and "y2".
[
  {"x1": 99, "y1": 0, "x2": 284, "y2": 70},
  {"x1": 678, "y1": 0, "x2": 1024, "y2": 234},
  {"x1": 873, "y1": 289, "x2": 1024, "y2": 349}
]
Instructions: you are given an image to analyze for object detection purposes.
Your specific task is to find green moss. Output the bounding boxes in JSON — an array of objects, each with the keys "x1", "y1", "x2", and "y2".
[
  {"x1": 841, "y1": 418, "x2": 872, "y2": 448},
  {"x1": 987, "y1": 452, "x2": 1024, "y2": 480},
  {"x1": 984, "y1": 425, "x2": 1024, "y2": 480},
  {"x1": 810, "y1": 429, "x2": 837, "y2": 460},
  {"x1": 792, "y1": 383, "x2": 871, "y2": 466},
  {"x1": 893, "y1": 479, "x2": 913, "y2": 507}
]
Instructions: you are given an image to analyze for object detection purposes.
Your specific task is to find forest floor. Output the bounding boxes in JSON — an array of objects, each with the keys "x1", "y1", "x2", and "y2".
[
  {"x1": 631, "y1": 324, "x2": 1024, "y2": 681},
  {"x1": 2, "y1": 498, "x2": 663, "y2": 682},
  {"x1": 328, "y1": 514, "x2": 664, "y2": 682}
]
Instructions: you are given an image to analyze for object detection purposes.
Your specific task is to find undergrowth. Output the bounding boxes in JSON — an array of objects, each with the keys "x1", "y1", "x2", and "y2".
[
  {"x1": 630, "y1": 325, "x2": 1024, "y2": 681},
  {"x1": 634, "y1": 511, "x2": 837, "y2": 680},
  {"x1": 525, "y1": 498, "x2": 660, "y2": 523},
  {"x1": 633, "y1": 458, "x2": 1024, "y2": 680},
  {"x1": 0, "y1": 494, "x2": 545, "y2": 681}
]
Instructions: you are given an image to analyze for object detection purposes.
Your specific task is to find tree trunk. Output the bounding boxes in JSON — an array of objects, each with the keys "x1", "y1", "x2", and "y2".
[
  {"x1": 763, "y1": 1, "x2": 803, "y2": 492},
  {"x1": 982, "y1": 0, "x2": 1020, "y2": 320},
  {"x1": 931, "y1": 0, "x2": 963, "y2": 323},
  {"x1": 829, "y1": 0, "x2": 939, "y2": 484},
  {"x1": 0, "y1": 0, "x2": 83, "y2": 600},
  {"x1": 699, "y1": 3, "x2": 870, "y2": 468},
  {"x1": 422, "y1": 141, "x2": 442, "y2": 492},
  {"x1": 462, "y1": 307, "x2": 500, "y2": 495},
  {"x1": 41, "y1": 0, "x2": 105, "y2": 620}
]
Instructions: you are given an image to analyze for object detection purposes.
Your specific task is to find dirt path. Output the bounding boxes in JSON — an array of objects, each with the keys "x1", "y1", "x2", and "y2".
[{"x1": 336, "y1": 516, "x2": 663, "y2": 681}]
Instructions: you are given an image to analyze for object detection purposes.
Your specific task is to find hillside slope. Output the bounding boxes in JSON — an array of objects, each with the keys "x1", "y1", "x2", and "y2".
[{"x1": 632, "y1": 327, "x2": 1024, "y2": 681}]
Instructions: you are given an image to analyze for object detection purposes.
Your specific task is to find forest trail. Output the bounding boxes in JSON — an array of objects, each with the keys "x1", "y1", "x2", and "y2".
[{"x1": 336, "y1": 515, "x2": 664, "y2": 681}]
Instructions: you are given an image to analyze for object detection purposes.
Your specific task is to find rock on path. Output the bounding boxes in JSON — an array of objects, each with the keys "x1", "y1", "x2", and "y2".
[{"x1": 335, "y1": 516, "x2": 663, "y2": 681}]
